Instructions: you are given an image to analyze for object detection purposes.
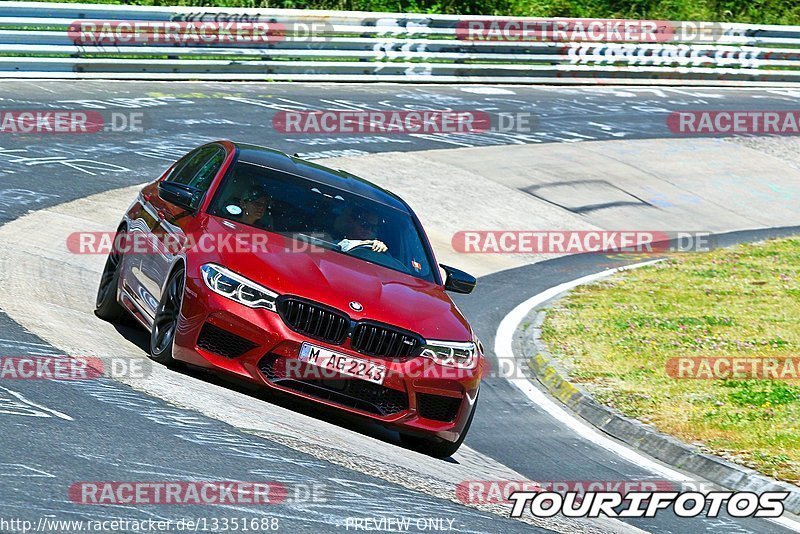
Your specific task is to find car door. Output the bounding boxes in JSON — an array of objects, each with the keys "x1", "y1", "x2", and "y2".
[
  {"x1": 137, "y1": 144, "x2": 227, "y2": 319},
  {"x1": 123, "y1": 148, "x2": 198, "y2": 319}
]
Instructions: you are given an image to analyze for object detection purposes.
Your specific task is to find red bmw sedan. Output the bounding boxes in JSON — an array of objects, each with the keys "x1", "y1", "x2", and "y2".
[{"x1": 95, "y1": 141, "x2": 484, "y2": 457}]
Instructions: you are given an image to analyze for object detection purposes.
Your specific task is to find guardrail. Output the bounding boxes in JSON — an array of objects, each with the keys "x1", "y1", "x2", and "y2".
[{"x1": 1, "y1": 1, "x2": 800, "y2": 84}]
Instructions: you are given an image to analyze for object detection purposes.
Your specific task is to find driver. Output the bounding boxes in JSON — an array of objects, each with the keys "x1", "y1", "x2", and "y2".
[
  {"x1": 239, "y1": 190, "x2": 273, "y2": 228},
  {"x1": 335, "y1": 206, "x2": 387, "y2": 253}
]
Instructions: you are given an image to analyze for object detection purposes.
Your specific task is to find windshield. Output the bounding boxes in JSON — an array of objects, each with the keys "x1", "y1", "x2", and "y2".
[{"x1": 207, "y1": 160, "x2": 436, "y2": 282}]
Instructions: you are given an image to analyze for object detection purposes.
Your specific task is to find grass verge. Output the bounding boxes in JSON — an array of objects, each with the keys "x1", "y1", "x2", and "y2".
[{"x1": 541, "y1": 237, "x2": 800, "y2": 484}]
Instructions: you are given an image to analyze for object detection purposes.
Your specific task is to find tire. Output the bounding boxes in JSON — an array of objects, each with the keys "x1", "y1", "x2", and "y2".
[
  {"x1": 94, "y1": 230, "x2": 128, "y2": 323},
  {"x1": 149, "y1": 266, "x2": 185, "y2": 366},
  {"x1": 400, "y1": 391, "x2": 479, "y2": 458}
]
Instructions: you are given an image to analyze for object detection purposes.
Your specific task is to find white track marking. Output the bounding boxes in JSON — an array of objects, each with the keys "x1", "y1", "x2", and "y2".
[
  {"x1": 460, "y1": 87, "x2": 516, "y2": 95},
  {"x1": 0, "y1": 385, "x2": 74, "y2": 421},
  {"x1": 495, "y1": 260, "x2": 800, "y2": 531},
  {"x1": 0, "y1": 337, "x2": 52, "y2": 347},
  {"x1": 0, "y1": 464, "x2": 55, "y2": 478}
]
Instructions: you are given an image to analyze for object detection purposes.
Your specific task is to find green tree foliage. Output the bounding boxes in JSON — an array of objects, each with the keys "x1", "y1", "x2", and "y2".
[{"x1": 42, "y1": 0, "x2": 800, "y2": 23}]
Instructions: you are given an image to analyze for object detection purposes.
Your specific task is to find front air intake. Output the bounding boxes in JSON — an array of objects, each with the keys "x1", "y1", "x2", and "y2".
[
  {"x1": 196, "y1": 322, "x2": 258, "y2": 359},
  {"x1": 417, "y1": 393, "x2": 462, "y2": 422}
]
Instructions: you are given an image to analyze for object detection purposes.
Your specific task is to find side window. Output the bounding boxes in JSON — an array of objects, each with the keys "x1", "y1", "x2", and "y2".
[
  {"x1": 190, "y1": 148, "x2": 226, "y2": 191},
  {"x1": 167, "y1": 146, "x2": 225, "y2": 192},
  {"x1": 162, "y1": 149, "x2": 199, "y2": 183}
]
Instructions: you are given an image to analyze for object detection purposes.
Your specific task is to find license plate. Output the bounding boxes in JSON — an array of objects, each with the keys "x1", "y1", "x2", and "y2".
[{"x1": 299, "y1": 343, "x2": 387, "y2": 385}]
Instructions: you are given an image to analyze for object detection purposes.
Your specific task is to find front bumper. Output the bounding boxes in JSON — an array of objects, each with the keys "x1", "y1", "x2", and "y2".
[{"x1": 174, "y1": 272, "x2": 484, "y2": 443}]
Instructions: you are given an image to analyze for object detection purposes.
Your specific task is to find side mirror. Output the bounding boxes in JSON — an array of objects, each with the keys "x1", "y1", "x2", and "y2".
[
  {"x1": 158, "y1": 181, "x2": 202, "y2": 211},
  {"x1": 440, "y1": 264, "x2": 476, "y2": 294}
]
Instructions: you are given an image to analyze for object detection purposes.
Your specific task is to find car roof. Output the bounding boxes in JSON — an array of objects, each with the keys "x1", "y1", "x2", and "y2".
[{"x1": 232, "y1": 142, "x2": 410, "y2": 213}]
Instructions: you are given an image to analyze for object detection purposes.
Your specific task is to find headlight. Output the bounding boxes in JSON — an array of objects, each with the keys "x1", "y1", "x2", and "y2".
[
  {"x1": 200, "y1": 263, "x2": 278, "y2": 311},
  {"x1": 420, "y1": 340, "x2": 478, "y2": 369}
]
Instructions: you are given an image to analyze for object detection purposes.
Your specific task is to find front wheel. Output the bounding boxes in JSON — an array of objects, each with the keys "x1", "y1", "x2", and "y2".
[
  {"x1": 149, "y1": 266, "x2": 185, "y2": 366},
  {"x1": 94, "y1": 230, "x2": 128, "y2": 323},
  {"x1": 400, "y1": 392, "x2": 478, "y2": 458}
]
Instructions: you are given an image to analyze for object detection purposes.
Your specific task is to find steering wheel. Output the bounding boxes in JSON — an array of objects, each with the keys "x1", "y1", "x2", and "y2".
[{"x1": 347, "y1": 245, "x2": 407, "y2": 271}]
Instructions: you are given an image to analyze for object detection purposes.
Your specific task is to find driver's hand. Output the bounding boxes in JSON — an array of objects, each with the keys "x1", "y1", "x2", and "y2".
[{"x1": 371, "y1": 240, "x2": 388, "y2": 253}]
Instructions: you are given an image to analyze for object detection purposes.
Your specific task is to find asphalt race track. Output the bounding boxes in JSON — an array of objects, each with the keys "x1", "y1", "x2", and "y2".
[{"x1": 0, "y1": 81, "x2": 799, "y2": 533}]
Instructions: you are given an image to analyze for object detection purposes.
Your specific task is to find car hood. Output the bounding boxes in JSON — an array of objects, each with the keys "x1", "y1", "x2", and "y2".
[{"x1": 204, "y1": 216, "x2": 472, "y2": 341}]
